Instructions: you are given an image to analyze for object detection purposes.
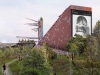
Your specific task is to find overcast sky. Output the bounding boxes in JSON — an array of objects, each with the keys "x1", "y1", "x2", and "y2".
[{"x1": 0, "y1": 0, "x2": 100, "y2": 43}]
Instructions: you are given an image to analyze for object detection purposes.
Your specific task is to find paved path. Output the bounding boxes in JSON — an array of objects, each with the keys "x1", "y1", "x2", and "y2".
[{"x1": 2, "y1": 59, "x2": 18, "y2": 75}]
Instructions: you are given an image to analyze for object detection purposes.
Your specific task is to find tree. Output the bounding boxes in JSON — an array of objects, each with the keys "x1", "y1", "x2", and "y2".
[
  {"x1": 20, "y1": 48, "x2": 51, "y2": 75},
  {"x1": 93, "y1": 20, "x2": 100, "y2": 45},
  {"x1": 93, "y1": 20, "x2": 100, "y2": 36},
  {"x1": 83, "y1": 36, "x2": 99, "y2": 75},
  {"x1": 42, "y1": 42, "x2": 57, "y2": 60},
  {"x1": 0, "y1": 49, "x2": 3, "y2": 61},
  {"x1": 66, "y1": 35, "x2": 86, "y2": 55}
]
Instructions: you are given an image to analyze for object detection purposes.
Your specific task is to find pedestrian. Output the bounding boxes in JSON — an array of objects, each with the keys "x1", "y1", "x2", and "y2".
[
  {"x1": 71, "y1": 53, "x2": 74, "y2": 60},
  {"x1": 3, "y1": 63, "x2": 6, "y2": 75},
  {"x1": 54, "y1": 72, "x2": 56, "y2": 75}
]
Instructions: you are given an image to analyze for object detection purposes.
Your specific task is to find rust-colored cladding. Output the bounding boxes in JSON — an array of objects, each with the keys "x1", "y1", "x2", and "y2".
[
  {"x1": 38, "y1": 5, "x2": 91, "y2": 50},
  {"x1": 70, "y1": 5, "x2": 92, "y2": 11}
]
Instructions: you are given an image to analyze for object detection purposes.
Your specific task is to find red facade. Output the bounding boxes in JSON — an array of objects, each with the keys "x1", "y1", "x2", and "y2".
[{"x1": 38, "y1": 5, "x2": 92, "y2": 50}]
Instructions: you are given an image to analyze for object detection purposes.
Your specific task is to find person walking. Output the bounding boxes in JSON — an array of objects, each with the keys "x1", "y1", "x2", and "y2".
[{"x1": 3, "y1": 63, "x2": 6, "y2": 75}]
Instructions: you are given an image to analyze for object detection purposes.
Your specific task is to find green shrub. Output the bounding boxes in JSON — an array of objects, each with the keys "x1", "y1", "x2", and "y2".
[{"x1": 9, "y1": 61, "x2": 22, "y2": 75}]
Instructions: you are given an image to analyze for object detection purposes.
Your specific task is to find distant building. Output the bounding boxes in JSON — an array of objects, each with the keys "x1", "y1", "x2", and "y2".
[
  {"x1": 0, "y1": 43, "x2": 17, "y2": 49},
  {"x1": 17, "y1": 39, "x2": 36, "y2": 48}
]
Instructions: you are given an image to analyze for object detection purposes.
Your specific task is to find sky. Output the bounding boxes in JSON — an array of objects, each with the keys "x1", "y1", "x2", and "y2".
[{"x1": 0, "y1": 0, "x2": 100, "y2": 43}]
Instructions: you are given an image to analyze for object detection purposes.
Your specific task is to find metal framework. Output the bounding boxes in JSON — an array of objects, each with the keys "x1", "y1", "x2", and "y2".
[{"x1": 16, "y1": 17, "x2": 43, "y2": 43}]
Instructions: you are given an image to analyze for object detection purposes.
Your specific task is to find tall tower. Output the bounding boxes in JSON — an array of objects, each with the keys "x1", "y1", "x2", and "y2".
[
  {"x1": 38, "y1": 5, "x2": 92, "y2": 50},
  {"x1": 38, "y1": 17, "x2": 43, "y2": 41}
]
